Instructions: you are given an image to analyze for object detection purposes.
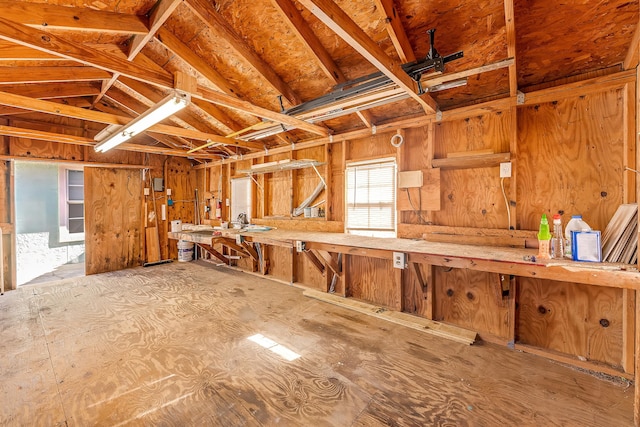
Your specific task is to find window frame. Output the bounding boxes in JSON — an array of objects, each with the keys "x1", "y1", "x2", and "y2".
[
  {"x1": 344, "y1": 157, "x2": 397, "y2": 238},
  {"x1": 58, "y1": 166, "x2": 85, "y2": 242}
]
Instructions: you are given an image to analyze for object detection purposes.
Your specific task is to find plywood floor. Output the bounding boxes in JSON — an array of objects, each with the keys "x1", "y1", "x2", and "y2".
[{"x1": 0, "y1": 261, "x2": 633, "y2": 426}]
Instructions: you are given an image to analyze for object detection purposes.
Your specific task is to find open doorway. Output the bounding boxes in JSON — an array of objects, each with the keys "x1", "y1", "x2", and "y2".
[{"x1": 14, "y1": 161, "x2": 85, "y2": 286}]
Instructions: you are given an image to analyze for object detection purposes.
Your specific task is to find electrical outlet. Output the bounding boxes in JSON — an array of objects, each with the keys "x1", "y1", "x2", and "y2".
[
  {"x1": 225, "y1": 198, "x2": 230, "y2": 207},
  {"x1": 296, "y1": 241, "x2": 305, "y2": 252},
  {"x1": 166, "y1": 188, "x2": 172, "y2": 196},
  {"x1": 236, "y1": 234, "x2": 244, "y2": 245},
  {"x1": 500, "y1": 162, "x2": 512, "y2": 178},
  {"x1": 143, "y1": 187, "x2": 150, "y2": 196},
  {"x1": 393, "y1": 252, "x2": 406, "y2": 269}
]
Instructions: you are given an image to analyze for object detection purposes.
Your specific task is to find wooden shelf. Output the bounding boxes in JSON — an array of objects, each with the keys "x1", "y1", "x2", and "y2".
[
  {"x1": 431, "y1": 152, "x2": 510, "y2": 170},
  {"x1": 238, "y1": 159, "x2": 325, "y2": 175}
]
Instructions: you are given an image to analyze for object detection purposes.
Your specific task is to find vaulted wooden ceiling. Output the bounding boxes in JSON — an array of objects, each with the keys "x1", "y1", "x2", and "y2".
[{"x1": 0, "y1": 0, "x2": 637, "y2": 160}]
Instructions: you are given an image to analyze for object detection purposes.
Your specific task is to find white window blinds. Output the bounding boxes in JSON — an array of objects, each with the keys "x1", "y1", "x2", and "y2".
[{"x1": 345, "y1": 159, "x2": 396, "y2": 238}]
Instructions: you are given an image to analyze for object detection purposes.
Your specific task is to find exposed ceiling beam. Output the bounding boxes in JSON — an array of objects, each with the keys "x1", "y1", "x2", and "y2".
[
  {"x1": 128, "y1": 0, "x2": 183, "y2": 60},
  {"x1": 0, "y1": 2, "x2": 149, "y2": 34},
  {"x1": 423, "y1": 58, "x2": 514, "y2": 87},
  {"x1": 1, "y1": 82, "x2": 101, "y2": 99},
  {"x1": 0, "y1": 124, "x2": 217, "y2": 159},
  {"x1": 503, "y1": 0, "x2": 518, "y2": 96},
  {"x1": 297, "y1": 0, "x2": 436, "y2": 114},
  {"x1": 93, "y1": 0, "x2": 183, "y2": 106},
  {"x1": 0, "y1": 17, "x2": 328, "y2": 137},
  {"x1": 271, "y1": 0, "x2": 373, "y2": 128},
  {"x1": 623, "y1": 21, "x2": 640, "y2": 70},
  {"x1": 0, "y1": 17, "x2": 174, "y2": 88},
  {"x1": 0, "y1": 41, "x2": 61, "y2": 61},
  {"x1": 185, "y1": 0, "x2": 302, "y2": 106},
  {"x1": 0, "y1": 91, "x2": 264, "y2": 151},
  {"x1": 0, "y1": 66, "x2": 111, "y2": 84},
  {"x1": 373, "y1": 0, "x2": 416, "y2": 63}
]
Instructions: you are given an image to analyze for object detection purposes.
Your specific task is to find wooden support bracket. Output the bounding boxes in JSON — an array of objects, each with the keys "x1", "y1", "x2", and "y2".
[
  {"x1": 316, "y1": 249, "x2": 342, "y2": 277},
  {"x1": 304, "y1": 250, "x2": 326, "y2": 275},
  {"x1": 412, "y1": 262, "x2": 427, "y2": 291},
  {"x1": 197, "y1": 243, "x2": 229, "y2": 265}
]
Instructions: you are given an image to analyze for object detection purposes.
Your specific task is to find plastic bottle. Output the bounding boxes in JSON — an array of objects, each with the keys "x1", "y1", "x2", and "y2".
[
  {"x1": 537, "y1": 214, "x2": 552, "y2": 259},
  {"x1": 564, "y1": 215, "x2": 591, "y2": 259},
  {"x1": 550, "y1": 214, "x2": 564, "y2": 259}
]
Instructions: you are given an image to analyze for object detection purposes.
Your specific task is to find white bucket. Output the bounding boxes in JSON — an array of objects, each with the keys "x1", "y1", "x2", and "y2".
[
  {"x1": 304, "y1": 207, "x2": 311, "y2": 217},
  {"x1": 177, "y1": 240, "x2": 194, "y2": 262},
  {"x1": 171, "y1": 220, "x2": 182, "y2": 232},
  {"x1": 309, "y1": 207, "x2": 319, "y2": 217}
]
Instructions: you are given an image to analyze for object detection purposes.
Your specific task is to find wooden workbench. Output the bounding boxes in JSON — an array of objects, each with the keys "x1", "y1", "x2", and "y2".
[{"x1": 169, "y1": 228, "x2": 640, "y2": 290}]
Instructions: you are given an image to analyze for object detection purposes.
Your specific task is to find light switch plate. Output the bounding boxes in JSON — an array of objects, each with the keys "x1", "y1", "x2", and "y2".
[{"x1": 500, "y1": 162, "x2": 512, "y2": 178}]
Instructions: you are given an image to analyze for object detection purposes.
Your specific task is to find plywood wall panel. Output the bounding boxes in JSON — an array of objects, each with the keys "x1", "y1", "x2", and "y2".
[
  {"x1": 267, "y1": 245, "x2": 293, "y2": 283},
  {"x1": 264, "y1": 153, "x2": 292, "y2": 217},
  {"x1": 434, "y1": 267, "x2": 511, "y2": 340},
  {"x1": 346, "y1": 132, "x2": 397, "y2": 162},
  {"x1": 431, "y1": 112, "x2": 511, "y2": 228},
  {"x1": 294, "y1": 146, "x2": 326, "y2": 213},
  {"x1": 347, "y1": 255, "x2": 399, "y2": 309},
  {"x1": 517, "y1": 278, "x2": 623, "y2": 367},
  {"x1": 165, "y1": 157, "x2": 196, "y2": 260},
  {"x1": 328, "y1": 142, "x2": 344, "y2": 222},
  {"x1": 9, "y1": 137, "x2": 85, "y2": 161},
  {"x1": 517, "y1": 89, "x2": 624, "y2": 230},
  {"x1": 85, "y1": 168, "x2": 143, "y2": 275},
  {"x1": 295, "y1": 253, "x2": 326, "y2": 291}
]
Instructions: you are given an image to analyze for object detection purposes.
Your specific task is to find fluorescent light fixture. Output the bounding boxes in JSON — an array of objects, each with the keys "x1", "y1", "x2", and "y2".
[
  {"x1": 428, "y1": 78, "x2": 468, "y2": 92},
  {"x1": 94, "y1": 91, "x2": 190, "y2": 153}
]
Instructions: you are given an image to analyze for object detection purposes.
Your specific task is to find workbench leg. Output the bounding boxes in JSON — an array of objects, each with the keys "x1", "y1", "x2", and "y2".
[{"x1": 290, "y1": 247, "x2": 297, "y2": 285}]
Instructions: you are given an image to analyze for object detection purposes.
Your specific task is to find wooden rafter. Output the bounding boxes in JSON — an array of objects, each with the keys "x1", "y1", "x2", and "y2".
[
  {"x1": 185, "y1": 0, "x2": 302, "y2": 106},
  {"x1": 0, "y1": 66, "x2": 111, "y2": 84},
  {"x1": 0, "y1": 41, "x2": 62, "y2": 61},
  {"x1": 93, "y1": 0, "x2": 182, "y2": 106},
  {"x1": 0, "y1": 124, "x2": 216, "y2": 159},
  {"x1": 0, "y1": 17, "x2": 174, "y2": 87},
  {"x1": 128, "y1": 0, "x2": 182, "y2": 60},
  {"x1": 1, "y1": 82, "x2": 101, "y2": 99},
  {"x1": 423, "y1": 58, "x2": 514, "y2": 87},
  {"x1": 296, "y1": 0, "x2": 436, "y2": 114},
  {"x1": 271, "y1": 0, "x2": 374, "y2": 128},
  {"x1": 373, "y1": 0, "x2": 416, "y2": 63},
  {"x1": 0, "y1": 2, "x2": 148, "y2": 34},
  {"x1": 0, "y1": 91, "x2": 264, "y2": 151},
  {"x1": 0, "y1": 18, "x2": 328, "y2": 137},
  {"x1": 503, "y1": 0, "x2": 518, "y2": 96}
]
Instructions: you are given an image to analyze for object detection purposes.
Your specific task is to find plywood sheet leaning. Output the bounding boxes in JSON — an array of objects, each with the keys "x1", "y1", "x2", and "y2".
[
  {"x1": 602, "y1": 203, "x2": 638, "y2": 263},
  {"x1": 84, "y1": 167, "x2": 143, "y2": 275},
  {"x1": 303, "y1": 289, "x2": 477, "y2": 345}
]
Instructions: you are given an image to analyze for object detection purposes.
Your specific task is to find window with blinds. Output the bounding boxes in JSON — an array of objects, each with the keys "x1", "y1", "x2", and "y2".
[{"x1": 345, "y1": 159, "x2": 396, "y2": 238}]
